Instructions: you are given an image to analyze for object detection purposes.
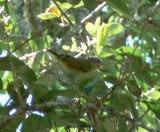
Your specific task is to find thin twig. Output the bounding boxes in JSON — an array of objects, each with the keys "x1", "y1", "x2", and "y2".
[
  {"x1": 11, "y1": 35, "x2": 35, "y2": 53},
  {"x1": 51, "y1": 0, "x2": 88, "y2": 47},
  {"x1": 81, "y1": 1, "x2": 106, "y2": 24},
  {"x1": 121, "y1": 23, "x2": 147, "y2": 80},
  {"x1": 0, "y1": 107, "x2": 26, "y2": 130},
  {"x1": 24, "y1": 0, "x2": 43, "y2": 36},
  {"x1": 5, "y1": 34, "x2": 25, "y2": 107},
  {"x1": 128, "y1": 109, "x2": 150, "y2": 132}
]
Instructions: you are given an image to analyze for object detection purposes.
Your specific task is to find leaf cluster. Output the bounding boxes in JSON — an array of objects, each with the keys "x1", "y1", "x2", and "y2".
[{"x1": 0, "y1": 0, "x2": 160, "y2": 131}]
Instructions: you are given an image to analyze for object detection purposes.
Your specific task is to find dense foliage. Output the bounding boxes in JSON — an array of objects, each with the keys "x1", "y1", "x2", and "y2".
[{"x1": 0, "y1": 0, "x2": 160, "y2": 131}]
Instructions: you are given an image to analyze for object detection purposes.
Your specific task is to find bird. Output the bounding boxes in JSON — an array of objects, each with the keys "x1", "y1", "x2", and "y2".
[{"x1": 47, "y1": 49, "x2": 101, "y2": 73}]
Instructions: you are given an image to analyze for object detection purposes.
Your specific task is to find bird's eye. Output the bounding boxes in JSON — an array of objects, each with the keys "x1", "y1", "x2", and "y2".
[{"x1": 96, "y1": 58, "x2": 102, "y2": 63}]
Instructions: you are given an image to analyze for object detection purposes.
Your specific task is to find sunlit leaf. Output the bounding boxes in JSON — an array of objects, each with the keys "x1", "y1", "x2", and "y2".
[
  {"x1": 96, "y1": 23, "x2": 108, "y2": 49},
  {"x1": 143, "y1": 99, "x2": 160, "y2": 119},
  {"x1": 116, "y1": 46, "x2": 142, "y2": 57},
  {"x1": 85, "y1": 22, "x2": 97, "y2": 37},
  {"x1": 38, "y1": 12, "x2": 57, "y2": 20},
  {"x1": 46, "y1": 4, "x2": 61, "y2": 17},
  {"x1": 108, "y1": 23, "x2": 123, "y2": 36}
]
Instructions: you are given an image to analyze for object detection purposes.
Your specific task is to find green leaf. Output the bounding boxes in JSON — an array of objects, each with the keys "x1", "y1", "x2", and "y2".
[
  {"x1": 34, "y1": 78, "x2": 55, "y2": 86},
  {"x1": 138, "y1": 71, "x2": 154, "y2": 87},
  {"x1": 108, "y1": 0, "x2": 132, "y2": 18},
  {"x1": 129, "y1": 25, "x2": 158, "y2": 50},
  {"x1": 0, "y1": 0, "x2": 5, "y2": 3},
  {"x1": 104, "y1": 75, "x2": 119, "y2": 85},
  {"x1": 32, "y1": 82, "x2": 78, "y2": 103},
  {"x1": 85, "y1": 17, "x2": 101, "y2": 37},
  {"x1": 108, "y1": 23, "x2": 123, "y2": 36},
  {"x1": 78, "y1": 73, "x2": 105, "y2": 96},
  {"x1": 108, "y1": 93, "x2": 137, "y2": 113},
  {"x1": 1, "y1": 71, "x2": 13, "y2": 89},
  {"x1": 127, "y1": 80, "x2": 142, "y2": 97},
  {"x1": 98, "y1": 46, "x2": 115, "y2": 57},
  {"x1": 51, "y1": 111, "x2": 80, "y2": 126},
  {"x1": 85, "y1": 22, "x2": 97, "y2": 37},
  {"x1": 22, "y1": 114, "x2": 51, "y2": 132},
  {"x1": 96, "y1": 23, "x2": 108, "y2": 48},
  {"x1": 61, "y1": 2, "x2": 73, "y2": 9},
  {"x1": 0, "y1": 78, "x2": 3, "y2": 90},
  {"x1": 29, "y1": 36, "x2": 50, "y2": 51},
  {"x1": 2, "y1": 115, "x2": 24, "y2": 132},
  {"x1": 20, "y1": 68, "x2": 37, "y2": 85},
  {"x1": 67, "y1": 0, "x2": 81, "y2": 5},
  {"x1": 0, "y1": 56, "x2": 37, "y2": 85},
  {"x1": 31, "y1": 85, "x2": 49, "y2": 102},
  {"x1": 38, "y1": 12, "x2": 57, "y2": 20},
  {"x1": 116, "y1": 46, "x2": 142, "y2": 57},
  {"x1": 50, "y1": 82, "x2": 78, "y2": 97},
  {"x1": 83, "y1": 0, "x2": 96, "y2": 9},
  {"x1": 149, "y1": 90, "x2": 160, "y2": 100},
  {"x1": 143, "y1": 99, "x2": 160, "y2": 119},
  {"x1": 118, "y1": 119, "x2": 128, "y2": 132}
]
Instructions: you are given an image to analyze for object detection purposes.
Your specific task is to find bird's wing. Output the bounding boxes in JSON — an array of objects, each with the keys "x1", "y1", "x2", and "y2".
[{"x1": 61, "y1": 57, "x2": 90, "y2": 73}]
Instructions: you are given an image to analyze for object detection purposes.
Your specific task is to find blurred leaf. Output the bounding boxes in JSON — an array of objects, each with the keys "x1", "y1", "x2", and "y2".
[
  {"x1": 78, "y1": 73, "x2": 106, "y2": 96},
  {"x1": 108, "y1": 0, "x2": 132, "y2": 18},
  {"x1": 95, "y1": 17, "x2": 101, "y2": 27},
  {"x1": 1, "y1": 0, "x2": 160, "y2": 131},
  {"x1": 118, "y1": 119, "x2": 128, "y2": 132},
  {"x1": 61, "y1": 2, "x2": 73, "y2": 9},
  {"x1": 29, "y1": 36, "x2": 51, "y2": 50},
  {"x1": 51, "y1": 110, "x2": 80, "y2": 126},
  {"x1": 34, "y1": 78, "x2": 54, "y2": 86},
  {"x1": 102, "y1": 118, "x2": 117, "y2": 132},
  {"x1": 31, "y1": 85, "x2": 49, "y2": 103},
  {"x1": 104, "y1": 75, "x2": 119, "y2": 85},
  {"x1": 46, "y1": 4, "x2": 61, "y2": 17},
  {"x1": 129, "y1": 25, "x2": 158, "y2": 50},
  {"x1": 38, "y1": 12, "x2": 57, "y2": 20},
  {"x1": 85, "y1": 17, "x2": 101, "y2": 37},
  {"x1": 1, "y1": 71, "x2": 13, "y2": 89},
  {"x1": 0, "y1": 0, "x2": 5, "y2": 3},
  {"x1": 32, "y1": 81, "x2": 78, "y2": 103},
  {"x1": 7, "y1": 80, "x2": 29, "y2": 107},
  {"x1": 108, "y1": 23, "x2": 123, "y2": 36},
  {"x1": 150, "y1": 90, "x2": 160, "y2": 100},
  {"x1": 82, "y1": 0, "x2": 96, "y2": 9},
  {"x1": 67, "y1": 14, "x2": 76, "y2": 24},
  {"x1": 51, "y1": 82, "x2": 78, "y2": 97},
  {"x1": 116, "y1": 46, "x2": 142, "y2": 57},
  {"x1": 108, "y1": 93, "x2": 137, "y2": 114},
  {"x1": 20, "y1": 68, "x2": 37, "y2": 85},
  {"x1": 127, "y1": 80, "x2": 142, "y2": 97},
  {"x1": 67, "y1": 0, "x2": 81, "y2": 5},
  {"x1": 2, "y1": 115, "x2": 24, "y2": 132},
  {"x1": 85, "y1": 22, "x2": 97, "y2": 37},
  {"x1": 138, "y1": 71, "x2": 154, "y2": 87},
  {"x1": 22, "y1": 114, "x2": 51, "y2": 132},
  {"x1": 0, "y1": 56, "x2": 37, "y2": 85},
  {"x1": 96, "y1": 23, "x2": 108, "y2": 48},
  {"x1": 98, "y1": 47, "x2": 115, "y2": 58},
  {"x1": 143, "y1": 99, "x2": 160, "y2": 119},
  {"x1": 0, "y1": 78, "x2": 3, "y2": 90},
  {"x1": 7, "y1": 81, "x2": 19, "y2": 102}
]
